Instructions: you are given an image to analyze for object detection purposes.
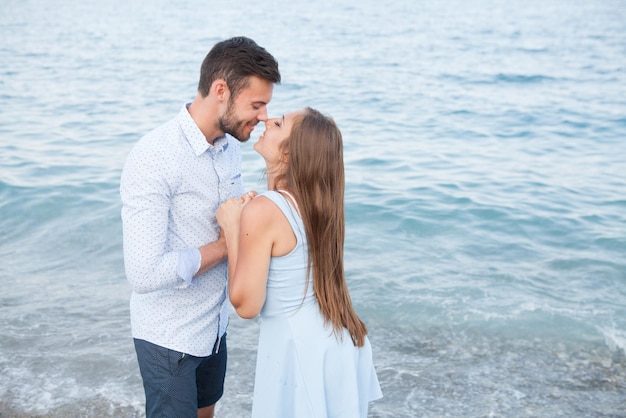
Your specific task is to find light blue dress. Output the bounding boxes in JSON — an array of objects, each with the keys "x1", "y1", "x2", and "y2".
[{"x1": 251, "y1": 191, "x2": 383, "y2": 418}]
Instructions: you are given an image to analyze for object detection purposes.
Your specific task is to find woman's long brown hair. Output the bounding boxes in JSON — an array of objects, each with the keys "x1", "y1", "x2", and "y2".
[{"x1": 277, "y1": 107, "x2": 367, "y2": 347}]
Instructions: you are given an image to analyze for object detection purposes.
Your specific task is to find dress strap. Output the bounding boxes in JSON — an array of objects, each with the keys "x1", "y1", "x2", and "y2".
[{"x1": 277, "y1": 189, "x2": 301, "y2": 216}]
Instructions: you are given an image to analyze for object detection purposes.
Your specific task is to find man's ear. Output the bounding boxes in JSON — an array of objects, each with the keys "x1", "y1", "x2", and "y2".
[{"x1": 211, "y1": 79, "x2": 229, "y2": 101}]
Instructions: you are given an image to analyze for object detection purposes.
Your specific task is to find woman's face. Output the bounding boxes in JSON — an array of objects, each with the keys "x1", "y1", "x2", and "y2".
[{"x1": 254, "y1": 109, "x2": 303, "y2": 166}]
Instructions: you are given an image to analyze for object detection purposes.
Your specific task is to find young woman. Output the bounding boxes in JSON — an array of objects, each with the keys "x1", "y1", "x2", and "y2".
[{"x1": 217, "y1": 107, "x2": 382, "y2": 417}]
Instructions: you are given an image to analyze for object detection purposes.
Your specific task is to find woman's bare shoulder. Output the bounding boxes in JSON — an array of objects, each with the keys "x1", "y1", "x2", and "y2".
[{"x1": 241, "y1": 194, "x2": 282, "y2": 223}]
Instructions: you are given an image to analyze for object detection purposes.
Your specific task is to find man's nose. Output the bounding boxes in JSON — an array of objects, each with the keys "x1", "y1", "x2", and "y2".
[{"x1": 257, "y1": 107, "x2": 268, "y2": 122}]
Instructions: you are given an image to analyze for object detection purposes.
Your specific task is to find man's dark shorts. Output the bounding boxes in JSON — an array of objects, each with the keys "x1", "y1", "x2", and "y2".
[{"x1": 134, "y1": 335, "x2": 227, "y2": 418}]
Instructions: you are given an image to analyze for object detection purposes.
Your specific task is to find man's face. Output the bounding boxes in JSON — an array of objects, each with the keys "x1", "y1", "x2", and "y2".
[{"x1": 218, "y1": 76, "x2": 274, "y2": 142}]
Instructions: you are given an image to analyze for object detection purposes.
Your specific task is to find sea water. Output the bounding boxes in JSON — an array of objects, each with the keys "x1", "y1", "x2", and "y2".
[{"x1": 1, "y1": 0, "x2": 625, "y2": 416}]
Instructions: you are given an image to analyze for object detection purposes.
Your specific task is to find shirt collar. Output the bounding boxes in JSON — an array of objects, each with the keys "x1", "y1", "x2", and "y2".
[{"x1": 177, "y1": 103, "x2": 229, "y2": 156}]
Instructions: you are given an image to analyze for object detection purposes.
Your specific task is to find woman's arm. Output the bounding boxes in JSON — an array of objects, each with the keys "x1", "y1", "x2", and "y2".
[{"x1": 218, "y1": 196, "x2": 277, "y2": 318}]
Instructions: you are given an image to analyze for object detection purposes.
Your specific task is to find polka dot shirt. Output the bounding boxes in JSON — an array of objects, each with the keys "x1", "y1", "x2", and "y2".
[{"x1": 120, "y1": 103, "x2": 243, "y2": 356}]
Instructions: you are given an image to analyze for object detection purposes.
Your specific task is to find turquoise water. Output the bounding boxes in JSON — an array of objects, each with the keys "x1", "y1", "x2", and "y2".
[{"x1": 1, "y1": 0, "x2": 625, "y2": 416}]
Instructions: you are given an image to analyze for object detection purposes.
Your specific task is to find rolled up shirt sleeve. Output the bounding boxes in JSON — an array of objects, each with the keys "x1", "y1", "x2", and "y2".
[{"x1": 177, "y1": 248, "x2": 201, "y2": 285}]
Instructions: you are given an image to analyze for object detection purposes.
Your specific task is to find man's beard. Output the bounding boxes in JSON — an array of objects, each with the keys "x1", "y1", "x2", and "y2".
[{"x1": 218, "y1": 100, "x2": 253, "y2": 142}]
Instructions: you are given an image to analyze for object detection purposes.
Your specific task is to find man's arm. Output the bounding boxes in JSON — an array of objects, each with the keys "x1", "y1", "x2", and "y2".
[
  {"x1": 196, "y1": 229, "x2": 227, "y2": 277},
  {"x1": 121, "y1": 144, "x2": 221, "y2": 294}
]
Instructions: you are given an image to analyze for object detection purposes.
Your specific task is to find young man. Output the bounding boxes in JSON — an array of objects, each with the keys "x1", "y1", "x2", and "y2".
[{"x1": 120, "y1": 37, "x2": 281, "y2": 418}]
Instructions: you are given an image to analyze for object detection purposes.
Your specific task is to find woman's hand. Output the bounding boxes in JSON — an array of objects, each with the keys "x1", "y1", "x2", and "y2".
[{"x1": 217, "y1": 191, "x2": 257, "y2": 233}]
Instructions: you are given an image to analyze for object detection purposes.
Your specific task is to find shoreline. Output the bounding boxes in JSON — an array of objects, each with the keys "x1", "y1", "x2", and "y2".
[{"x1": 0, "y1": 400, "x2": 142, "y2": 418}]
